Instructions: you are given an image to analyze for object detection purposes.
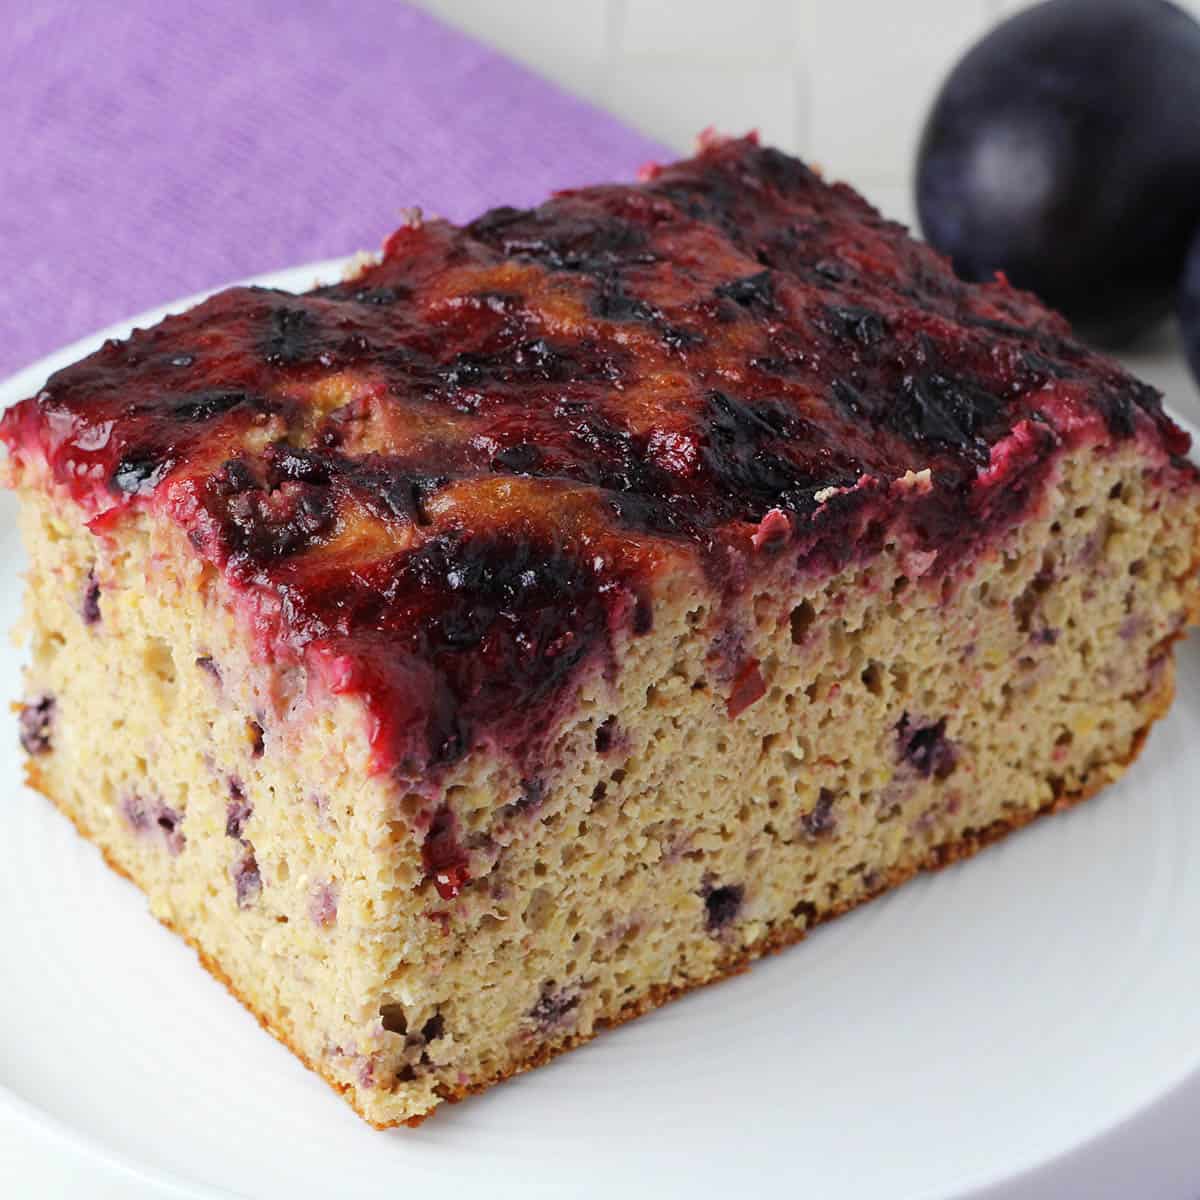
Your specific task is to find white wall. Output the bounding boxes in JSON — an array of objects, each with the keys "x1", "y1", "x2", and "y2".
[{"x1": 416, "y1": 0, "x2": 1200, "y2": 228}]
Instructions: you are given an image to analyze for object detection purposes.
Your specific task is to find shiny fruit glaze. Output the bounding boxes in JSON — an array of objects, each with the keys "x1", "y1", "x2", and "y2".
[{"x1": 2, "y1": 136, "x2": 1193, "y2": 777}]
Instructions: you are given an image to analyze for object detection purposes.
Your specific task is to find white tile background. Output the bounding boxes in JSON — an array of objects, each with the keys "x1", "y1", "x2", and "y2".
[{"x1": 417, "y1": 0, "x2": 1200, "y2": 229}]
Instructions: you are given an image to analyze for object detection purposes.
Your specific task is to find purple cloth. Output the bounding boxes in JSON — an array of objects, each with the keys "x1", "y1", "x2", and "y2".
[{"x1": 2, "y1": 2, "x2": 665, "y2": 377}]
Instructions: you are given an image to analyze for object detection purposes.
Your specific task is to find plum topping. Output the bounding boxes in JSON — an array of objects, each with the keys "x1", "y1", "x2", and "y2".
[
  {"x1": 122, "y1": 793, "x2": 185, "y2": 855},
  {"x1": 3, "y1": 135, "x2": 1192, "y2": 789}
]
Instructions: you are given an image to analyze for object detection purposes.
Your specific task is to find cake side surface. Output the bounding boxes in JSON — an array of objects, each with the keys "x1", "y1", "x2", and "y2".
[
  {"x1": 4, "y1": 137, "x2": 1200, "y2": 1126},
  {"x1": 12, "y1": 427, "x2": 1198, "y2": 1125}
]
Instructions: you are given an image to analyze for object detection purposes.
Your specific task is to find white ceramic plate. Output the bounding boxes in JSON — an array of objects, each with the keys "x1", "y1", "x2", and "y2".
[{"x1": 1, "y1": 264, "x2": 1199, "y2": 1200}]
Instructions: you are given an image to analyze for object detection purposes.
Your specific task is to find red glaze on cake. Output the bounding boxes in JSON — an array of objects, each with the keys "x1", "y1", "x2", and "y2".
[{"x1": 3, "y1": 135, "x2": 1195, "y2": 775}]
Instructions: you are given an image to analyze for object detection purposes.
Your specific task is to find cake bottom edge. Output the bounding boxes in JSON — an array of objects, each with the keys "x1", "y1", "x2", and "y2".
[{"x1": 22, "y1": 667, "x2": 1173, "y2": 1130}]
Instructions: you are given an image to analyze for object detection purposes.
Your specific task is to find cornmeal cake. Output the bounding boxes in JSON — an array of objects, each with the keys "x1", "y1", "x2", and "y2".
[{"x1": 3, "y1": 135, "x2": 1198, "y2": 1126}]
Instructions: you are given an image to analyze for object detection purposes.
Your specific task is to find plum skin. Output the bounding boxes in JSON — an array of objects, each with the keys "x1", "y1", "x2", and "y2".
[
  {"x1": 916, "y1": 0, "x2": 1200, "y2": 347},
  {"x1": 1179, "y1": 229, "x2": 1200, "y2": 388}
]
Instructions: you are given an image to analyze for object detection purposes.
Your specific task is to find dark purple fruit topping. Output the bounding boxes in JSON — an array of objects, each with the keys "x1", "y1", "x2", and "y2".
[
  {"x1": 3, "y1": 135, "x2": 1191, "y2": 786},
  {"x1": 917, "y1": 0, "x2": 1200, "y2": 346},
  {"x1": 1178, "y1": 226, "x2": 1200, "y2": 390}
]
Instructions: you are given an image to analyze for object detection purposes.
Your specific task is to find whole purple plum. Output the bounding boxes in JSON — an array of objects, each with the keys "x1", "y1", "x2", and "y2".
[{"x1": 917, "y1": 0, "x2": 1200, "y2": 346}]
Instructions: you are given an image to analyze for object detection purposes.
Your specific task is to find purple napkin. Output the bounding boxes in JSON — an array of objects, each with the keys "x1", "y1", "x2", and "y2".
[{"x1": 2, "y1": 1, "x2": 666, "y2": 378}]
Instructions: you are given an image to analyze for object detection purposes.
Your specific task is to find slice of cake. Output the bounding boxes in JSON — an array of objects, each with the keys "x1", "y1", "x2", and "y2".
[{"x1": 3, "y1": 135, "x2": 1198, "y2": 1127}]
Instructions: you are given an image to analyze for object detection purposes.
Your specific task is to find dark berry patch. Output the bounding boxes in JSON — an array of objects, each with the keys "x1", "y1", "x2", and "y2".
[
  {"x1": 632, "y1": 595, "x2": 653, "y2": 635},
  {"x1": 169, "y1": 389, "x2": 252, "y2": 423},
  {"x1": 801, "y1": 788, "x2": 837, "y2": 837},
  {"x1": 594, "y1": 716, "x2": 618, "y2": 753},
  {"x1": 822, "y1": 304, "x2": 887, "y2": 348},
  {"x1": 593, "y1": 276, "x2": 660, "y2": 324},
  {"x1": 529, "y1": 984, "x2": 580, "y2": 1031},
  {"x1": 517, "y1": 778, "x2": 546, "y2": 813},
  {"x1": 196, "y1": 655, "x2": 221, "y2": 683},
  {"x1": 81, "y1": 568, "x2": 101, "y2": 626},
  {"x1": 491, "y1": 443, "x2": 543, "y2": 474},
  {"x1": 896, "y1": 713, "x2": 958, "y2": 780},
  {"x1": 122, "y1": 793, "x2": 185, "y2": 854},
  {"x1": 18, "y1": 694, "x2": 55, "y2": 755},
  {"x1": 111, "y1": 450, "x2": 176, "y2": 495},
  {"x1": 703, "y1": 883, "x2": 744, "y2": 932},
  {"x1": 233, "y1": 849, "x2": 261, "y2": 908},
  {"x1": 379, "y1": 1004, "x2": 408, "y2": 1035},
  {"x1": 715, "y1": 270, "x2": 777, "y2": 312},
  {"x1": 226, "y1": 778, "x2": 253, "y2": 840},
  {"x1": 703, "y1": 390, "x2": 837, "y2": 517},
  {"x1": 262, "y1": 306, "x2": 320, "y2": 366},
  {"x1": 888, "y1": 372, "x2": 1002, "y2": 462},
  {"x1": 155, "y1": 805, "x2": 185, "y2": 855},
  {"x1": 221, "y1": 477, "x2": 336, "y2": 561}
]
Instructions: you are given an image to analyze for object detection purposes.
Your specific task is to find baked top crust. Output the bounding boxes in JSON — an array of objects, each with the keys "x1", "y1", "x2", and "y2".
[{"x1": 3, "y1": 134, "x2": 1195, "y2": 773}]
